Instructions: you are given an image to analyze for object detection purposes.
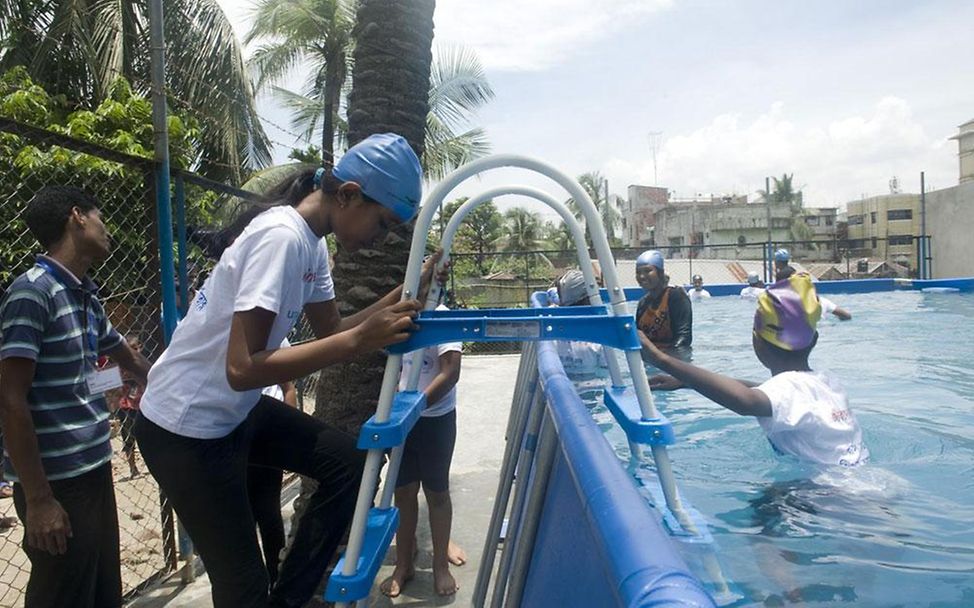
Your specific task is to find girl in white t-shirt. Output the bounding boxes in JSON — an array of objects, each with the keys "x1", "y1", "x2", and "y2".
[
  {"x1": 640, "y1": 273, "x2": 868, "y2": 468},
  {"x1": 134, "y1": 134, "x2": 441, "y2": 608}
]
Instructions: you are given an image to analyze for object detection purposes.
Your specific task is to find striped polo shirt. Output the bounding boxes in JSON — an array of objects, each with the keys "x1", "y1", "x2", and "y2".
[{"x1": 0, "y1": 255, "x2": 123, "y2": 481}]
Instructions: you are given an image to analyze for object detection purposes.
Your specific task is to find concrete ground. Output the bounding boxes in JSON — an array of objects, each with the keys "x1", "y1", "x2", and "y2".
[{"x1": 130, "y1": 354, "x2": 520, "y2": 607}]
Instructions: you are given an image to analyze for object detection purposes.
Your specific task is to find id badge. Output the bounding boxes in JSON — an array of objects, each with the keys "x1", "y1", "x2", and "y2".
[{"x1": 86, "y1": 366, "x2": 123, "y2": 395}]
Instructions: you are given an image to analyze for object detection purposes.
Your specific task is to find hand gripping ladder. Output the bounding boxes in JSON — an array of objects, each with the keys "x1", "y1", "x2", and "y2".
[{"x1": 324, "y1": 155, "x2": 697, "y2": 607}]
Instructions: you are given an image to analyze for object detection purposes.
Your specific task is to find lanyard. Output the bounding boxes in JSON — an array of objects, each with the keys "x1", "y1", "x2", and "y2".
[{"x1": 36, "y1": 259, "x2": 99, "y2": 367}]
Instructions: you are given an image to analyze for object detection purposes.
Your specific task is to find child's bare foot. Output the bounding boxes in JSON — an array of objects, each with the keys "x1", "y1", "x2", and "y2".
[
  {"x1": 447, "y1": 540, "x2": 467, "y2": 566},
  {"x1": 433, "y1": 564, "x2": 458, "y2": 596},
  {"x1": 379, "y1": 565, "x2": 415, "y2": 598}
]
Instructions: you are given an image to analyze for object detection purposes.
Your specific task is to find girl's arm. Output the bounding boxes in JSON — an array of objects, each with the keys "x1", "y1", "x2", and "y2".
[
  {"x1": 225, "y1": 299, "x2": 421, "y2": 391},
  {"x1": 422, "y1": 351, "x2": 461, "y2": 408}
]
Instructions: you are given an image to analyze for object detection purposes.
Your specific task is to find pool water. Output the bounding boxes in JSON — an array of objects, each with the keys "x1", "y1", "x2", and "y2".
[{"x1": 570, "y1": 290, "x2": 974, "y2": 607}]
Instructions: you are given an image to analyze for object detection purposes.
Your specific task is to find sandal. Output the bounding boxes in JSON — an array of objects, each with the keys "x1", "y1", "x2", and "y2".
[{"x1": 0, "y1": 482, "x2": 12, "y2": 499}]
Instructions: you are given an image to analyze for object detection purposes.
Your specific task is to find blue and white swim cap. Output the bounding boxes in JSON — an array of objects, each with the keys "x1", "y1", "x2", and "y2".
[
  {"x1": 636, "y1": 250, "x2": 665, "y2": 270},
  {"x1": 333, "y1": 133, "x2": 422, "y2": 222}
]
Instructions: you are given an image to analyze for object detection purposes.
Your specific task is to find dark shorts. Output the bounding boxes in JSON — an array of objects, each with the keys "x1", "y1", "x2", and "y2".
[{"x1": 397, "y1": 408, "x2": 457, "y2": 493}]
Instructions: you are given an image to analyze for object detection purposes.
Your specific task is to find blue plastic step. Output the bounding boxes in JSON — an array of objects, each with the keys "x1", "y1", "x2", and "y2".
[
  {"x1": 357, "y1": 390, "x2": 427, "y2": 450},
  {"x1": 603, "y1": 387, "x2": 675, "y2": 446},
  {"x1": 387, "y1": 307, "x2": 640, "y2": 354},
  {"x1": 324, "y1": 507, "x2": 400, "y2": 602}
]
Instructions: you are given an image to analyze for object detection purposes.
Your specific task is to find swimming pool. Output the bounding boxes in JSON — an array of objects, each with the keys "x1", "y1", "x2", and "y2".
[{"x1": 573, "y1": 290, "x2": 974, "y2": 606}]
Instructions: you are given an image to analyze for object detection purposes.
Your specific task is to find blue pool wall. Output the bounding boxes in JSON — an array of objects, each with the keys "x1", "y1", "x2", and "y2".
[
  {"x1": 608, "y1": 277, "x2": 974, "y2": 301},
  {"x1": 517, "y1": 295, "x2": 715, "y2": 607}
]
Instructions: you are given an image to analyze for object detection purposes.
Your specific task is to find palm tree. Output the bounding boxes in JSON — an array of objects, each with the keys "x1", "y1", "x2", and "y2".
[
  {"x1": 757, "y1": 172, "x2": 812, "y2": 241},
  {"x1": 422, "y1": 44, "x2": 494, "y2": 180},
  {"x1": 566, "y1": 171, "x2": 622, "y2": 245},
  {"x1": 245, "y1": 0, "x2": 355, "y2": 162},
  {"x1": 0, "y1": 0, "x2": 270, "y2": 182},
  {"x1": 255, "y1": 38, "x2": 494, "y2": 179},
  {"x1": 312, "y1": 0, "x2": 435, "y2": 439},
  {"x1": 501, "y1": 207, "x2": 543, "y2": 252}
]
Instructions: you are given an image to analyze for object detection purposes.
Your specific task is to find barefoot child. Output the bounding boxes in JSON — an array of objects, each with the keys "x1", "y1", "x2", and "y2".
[
  {"x1": 642, "y1": 273, "x2": 868, "y2": 467},
  {"x1": 382, "y1": 304, "x2": 464, "y2": 598}
]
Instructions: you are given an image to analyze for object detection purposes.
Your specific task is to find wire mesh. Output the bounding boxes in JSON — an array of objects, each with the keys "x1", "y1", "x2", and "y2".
[{"x1": 0, "y1": 119, "x2": 176, "y2": 606}]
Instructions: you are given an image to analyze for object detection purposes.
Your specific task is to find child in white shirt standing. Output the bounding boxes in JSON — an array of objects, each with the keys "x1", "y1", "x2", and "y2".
[{"x1": 382, "y1": 304, "x2": 465, "y2": 598}]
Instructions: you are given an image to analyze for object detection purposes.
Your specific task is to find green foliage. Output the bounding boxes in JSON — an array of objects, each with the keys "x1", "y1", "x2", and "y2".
[
  {"x1": 0, "y1": 68, "x2": 205, "y2": 292},
  {"x1": 0, "y1": 0, "x2": 271, "y2": 182}
]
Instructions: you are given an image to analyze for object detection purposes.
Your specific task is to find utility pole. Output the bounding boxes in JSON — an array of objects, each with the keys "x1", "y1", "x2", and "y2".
[
  {"x1": 920, "y1": 171, "x2": 927, "y2": 279},
  {"x1": 765, "y1": 176, "x2": 773, "y2": 282},
  {"x1": 648, "y1": 131, "x2": 662, "y2": 186},
  {"x1": 149, "y1": 0, "x2": 176, "y2": 340}
]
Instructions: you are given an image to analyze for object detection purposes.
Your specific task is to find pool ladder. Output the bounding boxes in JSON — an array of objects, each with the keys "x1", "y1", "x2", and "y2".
[{"x1": 324, "y1": 155, "x2": 704, "y2": 607}]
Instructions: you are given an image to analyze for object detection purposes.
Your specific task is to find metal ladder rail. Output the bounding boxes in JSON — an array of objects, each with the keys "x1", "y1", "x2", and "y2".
[
  {"x1": 426, "y1": 186, "x2": 639, "y2": 462},
  {"x1": 331, "y1": 155, "x2": 693, "y2": 607},
  {"x1": 410, "y1": 157, "x2": 691, "y2": 527}
]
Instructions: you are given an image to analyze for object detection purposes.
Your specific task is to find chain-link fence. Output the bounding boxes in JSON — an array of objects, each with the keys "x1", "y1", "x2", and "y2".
[{"x1": 0, "y1": 118, "x2": 180, "y2": 605}]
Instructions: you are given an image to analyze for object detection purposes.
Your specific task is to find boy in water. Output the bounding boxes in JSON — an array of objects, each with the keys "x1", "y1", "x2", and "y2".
[{"x1": 642, "y1": 273, "x2": 868, "y2": 467}]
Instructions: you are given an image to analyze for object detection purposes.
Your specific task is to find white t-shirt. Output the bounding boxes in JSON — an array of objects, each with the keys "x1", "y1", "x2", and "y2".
[
  {"x1": 141, "y1": 206, "x2": 334, "y2": 438},
  {"x1": 740, "y1": 286, "x2": 763, "y2": 299},
  {"x1": 819, "y1": 296, "x2": 837, "y2": 315},
  {"x1": 755, "y1": 371, "x2": 869, "y2": 467},
  {"x1": 261, "y1": 338, "x2": 292, "y2": 401},
  {"x1": 556, "y1": 341, "x2": 606, "y2": 372},
  {"x1": 399, "y1": 306, "x2": 462, "y2": 418},
  {"x1": 688, "y1": 288, "x2": 711, "y2": 300}
]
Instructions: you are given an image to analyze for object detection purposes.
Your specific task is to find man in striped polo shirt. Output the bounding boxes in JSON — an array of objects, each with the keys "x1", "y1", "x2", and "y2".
[{"x1": 0, "y1": 186, "x2": 150, "y2": 608}]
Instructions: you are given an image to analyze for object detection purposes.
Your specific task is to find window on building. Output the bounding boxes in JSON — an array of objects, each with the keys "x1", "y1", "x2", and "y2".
[
  {"x1": 887, "y1": 209, "x2": 913, "y2": 220},
  {"x1": 871, "y1": 237, "x2": 877, "y2": 248},
  {"x1": 805, "y1": 216, "x2": 820, "y2": 226},
  {"x1": 870, "y1": 211, "x2": 877, "y2": 223},
  {"x1": 825, "y1": 216, "x2": 834, "y2": 226},
  {"x1": 848, "y1": 215, "x2": 864, "y2": 225},
  {"x1": 888, "y1": 235, "x2": 913, "y2": 246},
  {"x1": 772, "y1": 218, "x2": 791, "y2": 229}
]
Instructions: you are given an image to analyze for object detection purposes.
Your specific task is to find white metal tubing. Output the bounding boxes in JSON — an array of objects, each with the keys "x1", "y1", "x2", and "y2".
[
  {"x1": 405, "y1": 156, "x2": 656, "y2": 414},
  {"x1": 430, "y1": 185, "x2": 597, "y2": 308},
  {"x1": 489, "y1": 385, "x2": 546, "y2": 608},
  {"x1": 402, "y1": 156, "x2": 691, "y2": 520},
  {"x1": 428, "y1": 185, "x2": 628, "y2": 391},
  {"x1": 340, "y1": 358, "x2": 403, "y2": 580},
  {"x1": 378, "y1": 445, "x2": 404, "y2": 508},
  {"x1": 503, "y1": 409, "x2": 558, "y2": 608},
  {"x1": 473, "y1": 345, "x2": 539, "y2": 607}
]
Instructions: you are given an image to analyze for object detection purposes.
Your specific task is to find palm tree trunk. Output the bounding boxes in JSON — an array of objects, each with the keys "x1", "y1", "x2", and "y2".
[
  {"x1": 320, "y1": 47, "x2": 345, "y2": 163},
  {"x1": 289, "y1": 1, "x2": 435, "y2": 588},
  {"x1": 317, "y1": 0, "x2": 434, "y2": 431}
]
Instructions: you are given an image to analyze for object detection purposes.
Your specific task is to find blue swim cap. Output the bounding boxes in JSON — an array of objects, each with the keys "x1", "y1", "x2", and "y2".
[
  {"x1": 636, "y1": 250, "x2": 665, "y2": 270},
  {"x1": 332, "y1": 133, "x2": 422, "y2": 222},
  {"x1": 774, "y1": 248, "x2": 791, "y2": 263}
]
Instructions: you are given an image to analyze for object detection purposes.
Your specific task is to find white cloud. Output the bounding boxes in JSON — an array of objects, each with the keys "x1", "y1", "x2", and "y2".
[
  {"x1": 603, "y1": 97, "x2": 957, "y2": 207},
  {"x1": 434, "y1": 0, "x2": 672, "y2": 71}
]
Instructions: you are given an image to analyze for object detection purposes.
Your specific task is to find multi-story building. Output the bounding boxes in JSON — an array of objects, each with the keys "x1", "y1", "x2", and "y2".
[
  {"x1": 845, "y1": 193, "x2": 921, "y2": 271},
  {"x1": 927, "y1": 117, "x2": 974, "y2": 278},
  {"x1": 651, "y1": 198, "x2": 793, "y2": 259},
  {"x1": 622, "y1": 185, "x2": 668, "y2": 247}
]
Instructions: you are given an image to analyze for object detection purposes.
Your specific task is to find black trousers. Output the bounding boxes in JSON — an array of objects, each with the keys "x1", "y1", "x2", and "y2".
[
  {"x1": 12, "y1": 463, "x2": 121, "y2": 608},
  {"x1": 248, "y1": 464, "x2": 285, "y2": 585},
  {"x1": 135, "y1": 396, "x2": 365, "y2": 608}
]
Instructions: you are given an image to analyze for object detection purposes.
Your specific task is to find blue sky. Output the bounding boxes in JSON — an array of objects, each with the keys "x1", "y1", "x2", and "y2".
[{"x1": 217, "y1": 0, "x2": 973, "y2": 217}]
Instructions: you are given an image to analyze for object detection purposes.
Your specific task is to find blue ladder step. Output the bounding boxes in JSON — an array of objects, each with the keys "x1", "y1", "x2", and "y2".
[
  {"x1": 357, "y1": 390, "x2": 427, "y2": 450},
  {"x1": 387, "y1": 307, "x2": 640, "y2": 354},
  {"x1": 324, "y1": 507, "x2": 400, "y2": 602},
  {"x1": 603, "y1": 387, "x2": 675, "y2": 446}
]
